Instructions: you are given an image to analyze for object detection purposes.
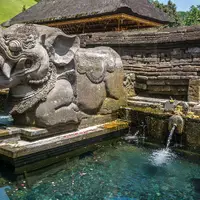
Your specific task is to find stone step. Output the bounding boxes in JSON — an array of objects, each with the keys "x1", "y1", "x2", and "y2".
[
  {"x1": 146, "y1": 79, "x2": 188, "y2": 86},
  {"x1": 136, "y1": 75, "x2": 199, "y2": 80},
  {"x1": 134, "y1": 83, "x2": 188, "y2": 95},
  {"x1": 128, "y1": 96, "x2": 198, "y2": 108},
  {"x1": 124, "y1": 64, "x2": 200, "y2": 69},
  {"x1": 124, "y1": 67, "x2": 200, "y2": 73},
  {"x1": 135, "y1": 71, "x2": 198, "y2": 76},
  {"x1": 0, "y1": 127, "x2": 21, "y2": 140},
  {"x1": 128, "y1": 96, "x2": 167, "y2": 104},
  {"x1": 127, "y1": 100, "x2": 162, "y2": 109},
  {"x1": 0, "y1": 129, "x2": 10, "y2": 139}
]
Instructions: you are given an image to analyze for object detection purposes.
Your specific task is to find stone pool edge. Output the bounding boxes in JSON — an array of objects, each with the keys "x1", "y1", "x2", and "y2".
[{"x1": 0, "y1": 120, "x2": 129, "y2": 174}]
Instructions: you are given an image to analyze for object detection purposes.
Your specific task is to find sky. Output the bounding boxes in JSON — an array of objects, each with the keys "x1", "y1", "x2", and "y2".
[{"x1": 158, "y1": 0, "x2": 199, "y2": 11}]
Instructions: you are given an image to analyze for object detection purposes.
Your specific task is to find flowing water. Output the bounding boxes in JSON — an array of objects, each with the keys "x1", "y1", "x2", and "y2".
[
  {"x1": 166, "y1": 125, "x2": 176, "y2": 149},
  {"x1": 124, "y1": 130, "x2": 139, "y2": 141},
  {"x1": 1, "y1": 143, "x2": 200, "y2": 200},
  {"x1": 124, "y1": 122, "x2": 146, "y2": 143},
  {"x1": 150, "y1": 125, "x2": 177, "y2": 166}
]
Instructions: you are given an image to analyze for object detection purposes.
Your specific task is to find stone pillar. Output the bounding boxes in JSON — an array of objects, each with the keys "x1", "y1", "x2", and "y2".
[{"x1": 188, "y1": 79, "x2": 200, "y2": 102}]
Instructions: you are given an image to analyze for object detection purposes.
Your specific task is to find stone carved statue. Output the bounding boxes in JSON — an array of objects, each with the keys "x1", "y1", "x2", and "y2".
[{"x1": 0, "y1": 24, "x2": 126, "y2": 129}]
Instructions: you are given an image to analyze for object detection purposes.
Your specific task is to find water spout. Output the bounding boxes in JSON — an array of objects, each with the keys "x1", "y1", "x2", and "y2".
[
  {"x1": 168, "y1": 115, "x2": 184, "y2": 135},
  {"x1": 168, "y1": 115, "x2": 184, "y2": 147},
  {"x1": 166, "y1": 124, "x2": 176, "y2": 149}
]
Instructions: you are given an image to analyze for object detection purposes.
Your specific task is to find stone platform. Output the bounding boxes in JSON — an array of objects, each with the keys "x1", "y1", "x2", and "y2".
[{"x1": 0, "y1": 120, "x2": 128, "y2": 175}]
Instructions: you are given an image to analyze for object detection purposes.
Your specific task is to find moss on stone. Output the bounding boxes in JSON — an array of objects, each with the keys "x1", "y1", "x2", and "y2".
[
  {"x1": 0, "y1": 177, "x2": 7, "y2": 187},
  {"x1": 123, "y1": 105, "x2": 200, "y2": 122},
  {"x1": 123, "y1": 106, "x2": 165, "y2": 115},
  {"x1": 103, "y1": 120, "x2": 129, "y2": 129},
  {"x1": 0, "y1": 130, "x2": 9, "y2": 137}
]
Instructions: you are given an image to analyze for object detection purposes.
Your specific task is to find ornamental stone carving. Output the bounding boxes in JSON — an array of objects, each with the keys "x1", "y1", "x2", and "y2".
[{"x1": 0, "y1": 24, "x2": 126, "y2": 129}]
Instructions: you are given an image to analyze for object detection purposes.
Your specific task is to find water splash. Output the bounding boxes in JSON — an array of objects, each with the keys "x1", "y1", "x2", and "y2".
[
  {"x1": 149, "y1": 125, "x2": 177, "y2": 166},
  {"x1": 149, "y1": 148, "x2": 176, "y2": 166}
]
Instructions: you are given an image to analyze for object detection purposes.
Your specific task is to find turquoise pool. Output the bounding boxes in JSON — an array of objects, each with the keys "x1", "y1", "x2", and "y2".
[{"x1": 1, "y1": 143, "x2": 200, "y2": 200}]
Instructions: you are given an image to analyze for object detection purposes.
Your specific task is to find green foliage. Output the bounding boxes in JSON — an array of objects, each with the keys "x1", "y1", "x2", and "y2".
[
  {"x1": 22, "y1": 5, "x2": 26, "y2": 12},
  {"x1": 184, "y1": 5, "x2": 200, "y2": 26},
  {"x1": 178, "y1": 11, "x2": 188, "y2": 24},
  {"x1": 0, "y1": 0, "x2": 36, "y2": 24},
  {"x1": 151, "y1": 0, "x2": 200, "y2": 27},
  {"x1": 152, "y1": 0, "x2": 181, "y2": 26}
]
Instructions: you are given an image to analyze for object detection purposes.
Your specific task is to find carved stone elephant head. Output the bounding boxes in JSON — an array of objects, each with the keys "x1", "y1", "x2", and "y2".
[
  {"x1": 0, "y1": 24, "x2": 79, "y2": 90},
  {"x1": 0, "y1": 24, "x2": 126, "y2": 129}
]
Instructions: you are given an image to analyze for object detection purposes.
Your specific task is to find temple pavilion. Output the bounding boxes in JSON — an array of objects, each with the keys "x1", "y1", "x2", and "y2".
[{"x1": 3, "y1": 0, "x2": 170, "y2": 34}]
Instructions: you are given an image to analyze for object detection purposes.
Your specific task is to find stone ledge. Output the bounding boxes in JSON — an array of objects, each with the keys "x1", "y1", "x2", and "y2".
[
  {"x1": 0, "y1": 127, "x2": 21, "y2": 140},
  {"x1": 81, "y1": 25, "x2": 200, "y2": 46},
  {"x1": 0, "y1": 114, "x2": 119, "y2": 142},
  {"x1": 0, "y1": 120, "x2": 128, "y2": 159},
  {"x1": 128, "y1": 97, "x2": 196, "y2": 107}
]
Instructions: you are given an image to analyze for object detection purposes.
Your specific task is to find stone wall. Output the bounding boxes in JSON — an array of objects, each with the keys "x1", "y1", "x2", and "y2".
[
  {"x1": 121, "y1": 108, "x2": 200, "y2": 153},
  {"x1": 80, "y1": 26, "x2": 200, "y2": 101}
]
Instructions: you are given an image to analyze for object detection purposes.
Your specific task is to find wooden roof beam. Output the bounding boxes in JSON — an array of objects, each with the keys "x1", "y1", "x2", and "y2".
[
  {"x1": 61, "y1": 22, "x2": 150, "y2": 33},
  {"x1": 46, "y1": 13, "x2": 162, "y2": 28}
]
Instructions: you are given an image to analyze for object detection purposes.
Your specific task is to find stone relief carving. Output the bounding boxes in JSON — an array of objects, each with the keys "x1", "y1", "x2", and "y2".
[
  {"x1": 0, "y1": 24, "x2": 126, "y2": 128},
  {"x1": 123, "y1": 73, "x2": 135, "y2": 97}
]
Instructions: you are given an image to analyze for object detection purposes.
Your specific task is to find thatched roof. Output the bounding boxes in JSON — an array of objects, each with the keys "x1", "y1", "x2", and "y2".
[{"x1": 3, "y1": 0, "x2": 171, "y2": 26}]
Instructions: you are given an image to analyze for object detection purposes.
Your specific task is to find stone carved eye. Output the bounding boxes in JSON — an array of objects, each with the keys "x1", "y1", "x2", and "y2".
[
  {"x1": 25, "y1": 59, "x2": 33, "y2": 68},
  {"x1": 9, "y1": 40, "x2": 22, "y2": 52}
]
